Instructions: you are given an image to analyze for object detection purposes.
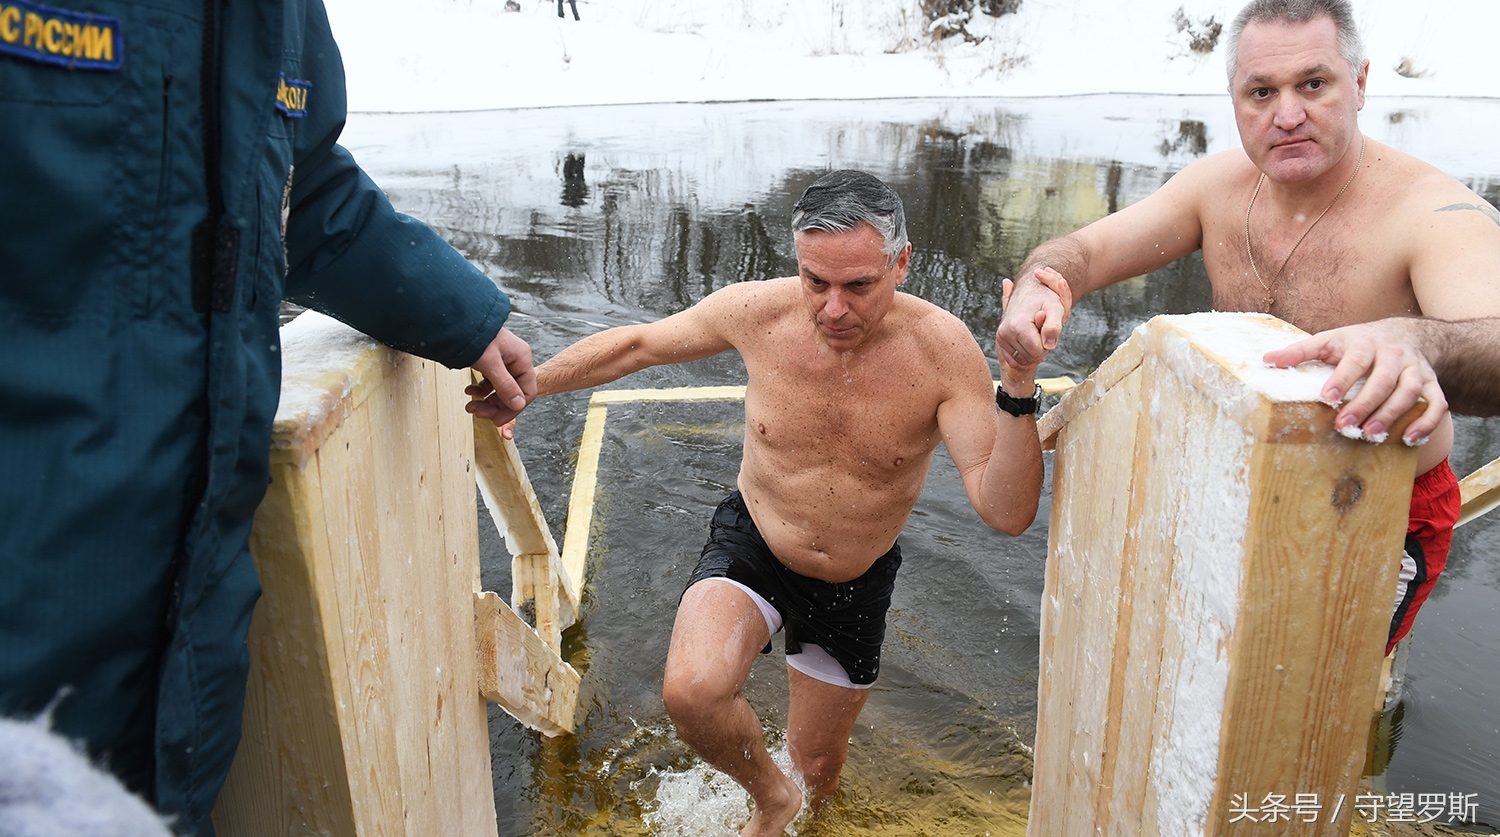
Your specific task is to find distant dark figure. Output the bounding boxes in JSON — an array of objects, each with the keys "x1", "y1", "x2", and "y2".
[
  {"x1": 558, "y1": 0, "x2": 579, "y2": 20},
  {"x1": 562, "y1": 153, "x2": 589, "y2": 207}
]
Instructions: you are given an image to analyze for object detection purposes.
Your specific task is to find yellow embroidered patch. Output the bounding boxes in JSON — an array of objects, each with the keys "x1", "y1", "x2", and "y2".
[
  {"x1": 0, "y1": 0, "x2": 121, "y2": 70},
  {"x1": 276, "y1": 73, "x2": 310, "y2": 117}
]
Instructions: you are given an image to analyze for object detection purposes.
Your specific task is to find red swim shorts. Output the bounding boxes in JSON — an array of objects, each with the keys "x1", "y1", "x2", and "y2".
[{"x1": 1389, "y1": 458, "x2": 1462, "y2": 654}]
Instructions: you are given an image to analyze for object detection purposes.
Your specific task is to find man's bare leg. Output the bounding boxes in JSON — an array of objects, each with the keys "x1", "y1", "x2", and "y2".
[
  {"x1": 663, "y1": 582, "x2": 802, "y2": 836},
  {"x1": 786, "y1": 666, "x2": 870, "y2": 817}
]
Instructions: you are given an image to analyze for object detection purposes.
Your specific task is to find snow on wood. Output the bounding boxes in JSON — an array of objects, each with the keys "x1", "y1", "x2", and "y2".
[{"x1": 1031, "y1": 313, "x2": 1420, "y2": 836}]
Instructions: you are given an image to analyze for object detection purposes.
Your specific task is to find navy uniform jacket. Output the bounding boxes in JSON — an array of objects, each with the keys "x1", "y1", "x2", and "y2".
[{"x1": 0, "y1": 0, "x2": 510, "y2": 832}]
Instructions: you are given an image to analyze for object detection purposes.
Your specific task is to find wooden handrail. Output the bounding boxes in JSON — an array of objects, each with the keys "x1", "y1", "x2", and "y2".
[{"x1": 1458, "y1": 454, "x2": 1500, "y2": 527}]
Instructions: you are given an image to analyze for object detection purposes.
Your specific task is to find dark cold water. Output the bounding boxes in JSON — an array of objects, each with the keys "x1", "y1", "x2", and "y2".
[{"x1": 340, "y1": 96, "x2": 1500, "y2": 834}]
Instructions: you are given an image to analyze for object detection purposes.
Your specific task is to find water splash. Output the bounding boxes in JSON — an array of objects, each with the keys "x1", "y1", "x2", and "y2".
[{"x1": 640, "y1": 738, "x2": 807, "y2": 836}]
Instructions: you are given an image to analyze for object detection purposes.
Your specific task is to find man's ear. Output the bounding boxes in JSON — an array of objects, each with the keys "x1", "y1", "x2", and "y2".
[
  {"x1": 1355, "y1": 58, "x2": 1369, "y2": 109},
  {"x1": 893, "y1": 242, "x2": 912, "y2": 286}
]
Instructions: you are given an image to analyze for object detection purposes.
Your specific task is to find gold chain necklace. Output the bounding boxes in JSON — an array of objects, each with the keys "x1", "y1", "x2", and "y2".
[{"x1": 1244, "y1": 137, "x2": 1366, "y2": 313}]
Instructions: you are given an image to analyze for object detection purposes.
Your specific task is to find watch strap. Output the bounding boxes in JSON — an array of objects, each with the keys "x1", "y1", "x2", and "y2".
[{"x1": 996, "y1": 382, "x2": 1042, "y2": 417}]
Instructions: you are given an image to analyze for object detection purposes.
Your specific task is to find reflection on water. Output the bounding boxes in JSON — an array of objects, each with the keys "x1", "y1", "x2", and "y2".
[{"x1": 342, "y1": 96, "x2": 1500, "y2": 832}]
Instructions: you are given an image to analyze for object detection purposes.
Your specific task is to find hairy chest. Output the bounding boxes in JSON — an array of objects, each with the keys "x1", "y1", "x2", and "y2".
[{"x1": 1200, "y1": 207, "x2": 1420, "y2": 334}]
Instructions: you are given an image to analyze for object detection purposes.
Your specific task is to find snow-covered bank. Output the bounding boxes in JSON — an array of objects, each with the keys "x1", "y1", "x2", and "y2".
[{"x1": 325, "y1": 0, "x2": 1500, "y2": 113}]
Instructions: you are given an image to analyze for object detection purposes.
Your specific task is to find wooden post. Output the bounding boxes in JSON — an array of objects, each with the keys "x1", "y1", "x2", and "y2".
[
  {"x1": 1030, "y1": 313, "x2": 1420, "y2": 836},
  {"x1": 213, "y1": 313, "x2": 577, "y2": 835}
]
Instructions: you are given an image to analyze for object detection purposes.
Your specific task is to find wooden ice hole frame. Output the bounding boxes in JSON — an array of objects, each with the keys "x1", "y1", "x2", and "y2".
[{"x1": 212, "y1": 312, "x2": 579, "y2": 836}]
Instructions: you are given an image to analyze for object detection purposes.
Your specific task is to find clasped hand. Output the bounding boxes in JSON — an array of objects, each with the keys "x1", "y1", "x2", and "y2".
[
  {"x1": 996, "y1": 267, "x2": 1073, "y2": 372},
  {"x1": 465, "y1": 327, "x2": 537, "y2": 438}
]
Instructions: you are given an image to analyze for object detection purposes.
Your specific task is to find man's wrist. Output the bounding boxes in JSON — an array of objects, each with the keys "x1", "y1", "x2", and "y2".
[
  {"x1": 998, "y1": 370, "x2": 1037, "y2": 398},
  {"x1": 996, "y1": 380, "x2": 1042, "y2": 417}
]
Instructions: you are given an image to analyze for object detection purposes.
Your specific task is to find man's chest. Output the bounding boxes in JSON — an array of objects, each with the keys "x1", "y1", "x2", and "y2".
[
  {"x1": 740, "y1": 349, "x2": 943, "y2": 469},
  {"x1": 1199, "y1": 212, "x2": 1420, "y2": 334}
]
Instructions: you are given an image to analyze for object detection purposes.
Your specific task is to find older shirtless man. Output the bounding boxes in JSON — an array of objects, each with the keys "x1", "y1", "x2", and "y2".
[
  {"x1": 529, "y1": 170, "x2": 1043, "y2": 834},
  {"x1": 997, "y1": 0, "x2": 1500, "y2": 655}
]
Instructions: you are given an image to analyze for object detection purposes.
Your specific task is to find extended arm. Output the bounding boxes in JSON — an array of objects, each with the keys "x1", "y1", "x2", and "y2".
[
  {"x1": 1403, "y1": 193, "x2": 1500, "y2": 420},
  {"x1": 282, "y1": 6, "x2": 512, "y2": 371},
  {"x1": 937, "y1": 323, "x2": 1045, "y2": 536},
  {"x1": 1429, "y1": 318, "x2": 1500, "y2": 415},
  {"x1": 533, "y1": 285, "x2": 747, "y2": 397},
  {"x1": 283, "y1": 3, "x2": 531, "y2": 426},
  {"x1": 996, "y1": 160, "x2": 1212, "y2": 365}
]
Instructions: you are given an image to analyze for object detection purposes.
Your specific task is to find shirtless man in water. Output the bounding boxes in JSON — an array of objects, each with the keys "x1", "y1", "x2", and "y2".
[
  {"x1": 997, "y1": 0, "x2": 1500, "y2": 654},
  {"x1": 519, "y1": 170, "x2": 1044, "y2": 834}
]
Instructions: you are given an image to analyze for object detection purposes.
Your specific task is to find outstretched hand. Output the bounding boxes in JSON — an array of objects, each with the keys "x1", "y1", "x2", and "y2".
[
  {"x1": 465, "y1": 327, "x2": 537, "y2": 437},
  {"x1": 1263, "y1": 319, "x2": 1446, "y2": 445},
  {"x1": 997, "y1": 267, "x2": 1072, "y2": 369}
]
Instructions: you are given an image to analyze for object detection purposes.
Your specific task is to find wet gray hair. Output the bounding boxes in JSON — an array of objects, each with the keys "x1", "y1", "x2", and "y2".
[
  {"x1": 791, "y1": 170, "x2": 908, "y2": 267},
  {"x1": 1225, "y1": 0, "x2": 1366, "y2": 83}
]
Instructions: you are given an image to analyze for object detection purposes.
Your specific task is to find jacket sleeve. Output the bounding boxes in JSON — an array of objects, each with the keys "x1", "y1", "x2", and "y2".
[{"x1": 281, "y1": 2, "x2": 509, "y2": 369}]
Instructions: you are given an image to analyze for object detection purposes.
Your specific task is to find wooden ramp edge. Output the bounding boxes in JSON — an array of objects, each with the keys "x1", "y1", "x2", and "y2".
[{"x1": 469, "y1": 396, "x2": 578, "y2": 651}]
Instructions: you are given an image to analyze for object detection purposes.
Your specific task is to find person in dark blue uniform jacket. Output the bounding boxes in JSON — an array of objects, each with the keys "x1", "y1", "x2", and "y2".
[{"x1": 0, "y1": 1, "x2": 535, "y2": 833}]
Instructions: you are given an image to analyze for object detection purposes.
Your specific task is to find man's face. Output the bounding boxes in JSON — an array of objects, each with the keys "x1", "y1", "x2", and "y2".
[
  {"x1": 1230, "y1": 14, "x2": 1367, "y2": 184},
  {"x1": 795, "y1": 223, "x2": 909, "y2": 352}
]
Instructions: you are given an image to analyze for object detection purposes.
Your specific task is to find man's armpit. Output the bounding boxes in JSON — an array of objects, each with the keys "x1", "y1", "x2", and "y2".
[{"x1": 1436, "y1": 202, "x2": 1500, "y2": 228}]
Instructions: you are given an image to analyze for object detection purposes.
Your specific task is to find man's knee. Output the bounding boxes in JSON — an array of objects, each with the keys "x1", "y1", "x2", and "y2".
[
  {"x1": 790, "y1": 739, "x2": 848, "y2": 789},
  {"x1": 661, "y1": 665, "x2": 734, "y2": 728}
]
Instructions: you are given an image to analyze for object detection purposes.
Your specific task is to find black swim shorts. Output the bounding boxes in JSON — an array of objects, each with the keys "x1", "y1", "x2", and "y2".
[{"x1": 685, "y1": 491, "x2": 901, "y2": 686}]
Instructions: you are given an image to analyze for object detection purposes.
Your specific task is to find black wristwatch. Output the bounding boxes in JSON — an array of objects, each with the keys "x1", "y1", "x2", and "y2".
[{"x1": 996, "y1": 383, "x2": 1042, "y2": 417}]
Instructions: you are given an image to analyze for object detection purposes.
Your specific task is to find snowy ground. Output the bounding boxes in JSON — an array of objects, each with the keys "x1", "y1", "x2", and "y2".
[{"x1": 324, "y1": 0, "x2": 1499, "y2": 113}]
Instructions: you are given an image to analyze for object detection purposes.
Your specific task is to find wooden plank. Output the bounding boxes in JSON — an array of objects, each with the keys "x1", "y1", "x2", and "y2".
[
  {"x1": 468, "y1": 380, "x2": 564, "y2": 558},
  {"x1": 315, "y1": 372, "x2": 408, "y2": 836},
  {"x1": 1214, "y1": 435, "x2": 1411, "y2": 836},
  {"x1": 1036, "y1": 375, "x2": 1077, "y2": 396},
  {"x1": 513, "y1": 552, "x2": 564, "y2": 653},
  {"x1": 1038, "y1": 329, "x2": 1145, "y2": 450},
  {"x1": 1129, "y1": 325, "x2": 1264, "y2": 836},
  {"x1": 316, "y1": 353, "x2": 502, "y2": 836},
  {"x1": 269, "y1": 312, "x2": 401, "y2": 467},
  {"x1": 471, "y1": 410, "x2": 576, "y2": 635},
  {"x1": 1458, "y1": 454, "x2": 1500, "y2": 528},
  {"x1": 1096, "y1": 359, "x2": 1172, "y2": 837},
  {"x1": 212, "y1": 460, "x2": 359, "y2": 837},
  {"x1": 422, "y1": 362, "x2": 502, "y2": 834},
  {"x1": 433, "y1": 364, "x2": 507, "y2": 832},
  {"x1": 559, "y1": 401, "x2": 609, "y2": 605},
  {"x1": 372, "y1": 355, "x2": 442, "y2": 831},
  {"x1": 222, "y1": 324, "x2": 502, "y2": 836},
  {"x1": 474, "y1": 591, "x2": 581, "y2": 736},
  {"x1": 1030, "y1": 368, "x2": 1142, "y2": 836}
]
